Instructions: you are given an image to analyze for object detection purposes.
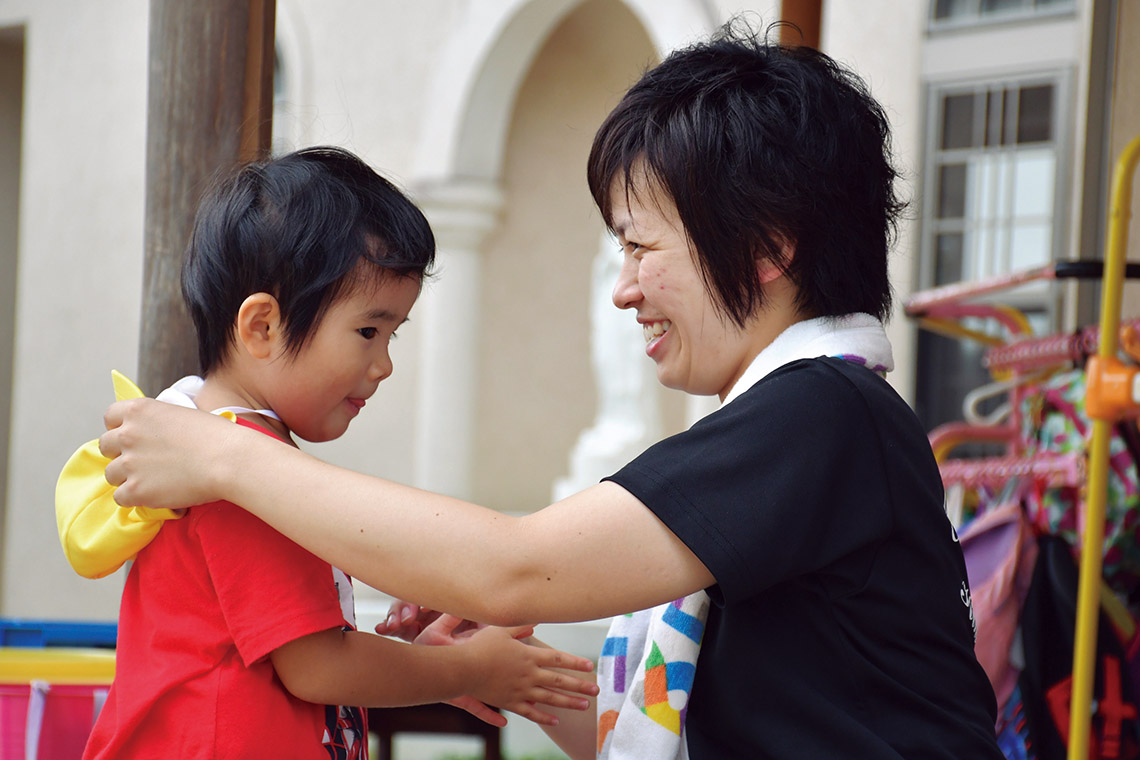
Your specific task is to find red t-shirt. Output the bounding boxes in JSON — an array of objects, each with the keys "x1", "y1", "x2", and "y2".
[{"x1": 83, "y1": 419, "x2": 367, "y2": 759}]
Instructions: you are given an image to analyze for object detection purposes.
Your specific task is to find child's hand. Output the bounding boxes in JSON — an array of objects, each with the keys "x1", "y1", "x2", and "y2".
[
  {"x1": 387, "y1": 612, "x2": 494, "y2": 725},
  {"x1": 434, "y1": 616, "x2": 598, "y2": 727}
]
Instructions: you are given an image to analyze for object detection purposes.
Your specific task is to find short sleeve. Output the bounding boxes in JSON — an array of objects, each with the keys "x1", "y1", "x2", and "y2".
[
  {"x1": 605, "y1": 360, "x2": 894, "y2": 603},
  {"x1": 194, "y1": 503, "x2": 347, "y2": 666}
]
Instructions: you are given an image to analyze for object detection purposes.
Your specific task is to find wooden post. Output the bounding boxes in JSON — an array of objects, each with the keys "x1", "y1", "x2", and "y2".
[
  {"x1": 780, "y1": 0, "x2": 822, "y2": 49},
  {"x1": 139, "y1": 0, "x2": 275, "y2": 394}
]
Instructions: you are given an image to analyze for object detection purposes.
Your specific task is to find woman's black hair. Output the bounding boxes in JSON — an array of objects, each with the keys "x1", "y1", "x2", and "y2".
[
  {"x1": 587, "y1": 19, "x2": 905, "y2": 325},
  {"x1": 181, "y1": 146, "x2": 435, "y2": 374}
]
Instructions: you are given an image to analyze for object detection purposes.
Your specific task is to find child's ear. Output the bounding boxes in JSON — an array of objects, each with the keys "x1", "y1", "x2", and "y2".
[{"x1": 235, "y1": 293, "x2": 283, "y2": 360}]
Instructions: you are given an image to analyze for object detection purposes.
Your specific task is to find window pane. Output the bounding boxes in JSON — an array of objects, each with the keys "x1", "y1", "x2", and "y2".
[
  {"x1": 981, "y1": 0, "x2": 1027, "y2": 14},
  {"x1": 935, "y1": 232, "x2": 964, "y2": 285},
  {"x1": 1009, "y1": 223, "x2": 1051, "y2": 270},
  {"x1": 973, "y1": 154, "x2": 1006, "y2": 221},
  {"x1": 934, "y1": 0, "x2": 975, "y2": 19},
  {"x1": 1017, "y1": 85, "x2": 1053, "y2": 143},
  {"x1": 938, "y1": 163, "x2": 967, "y2": 219},
  {"x1": 973, "y1": 223, "x2": 998, "y2": 280},
  {"x1": 985, "y1": 90, "x2": 1004, "y2": 147},
  {"x1": 942, "y1": 94, "x2": 975, "y2": 150},
  {"x1": 1011, "y1": 150, "x2": 1055, "y2": 216}
]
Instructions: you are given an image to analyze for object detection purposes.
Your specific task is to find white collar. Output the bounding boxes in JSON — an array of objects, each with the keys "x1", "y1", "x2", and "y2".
[
  {"x1": 155, "y1": 375, "x2": 281, "y2": 421},
  {"x1": 720, "y1": 313, "x2": 894, "y2": 408},
  {"x1": 155, "y1": 375, "x2": 205, "y2": 409}
]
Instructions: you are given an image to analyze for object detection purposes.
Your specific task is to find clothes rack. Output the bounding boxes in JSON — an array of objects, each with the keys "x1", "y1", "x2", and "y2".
[{"x1": 904, "y1": 132, "x2": 1140, "y2": 759}]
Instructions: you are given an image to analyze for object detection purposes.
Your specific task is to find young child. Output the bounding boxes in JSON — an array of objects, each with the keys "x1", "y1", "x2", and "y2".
[{"x1": 56, "y1": 147, "x2": 596, "y2": 759}]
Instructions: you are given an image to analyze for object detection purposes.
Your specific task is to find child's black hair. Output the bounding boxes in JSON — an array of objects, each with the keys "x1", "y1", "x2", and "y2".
[
  {"x1": 588, "y1": 18, "x2": 905, "y2": 325},
  {"x1": 181, "y1": 146, "x2": 435, "y2": 374}
]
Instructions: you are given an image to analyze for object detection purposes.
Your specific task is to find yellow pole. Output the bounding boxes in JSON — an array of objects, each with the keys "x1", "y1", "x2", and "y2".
[{"x1": 1070, "y1": 134, "x2": 1140, "y2": 760}]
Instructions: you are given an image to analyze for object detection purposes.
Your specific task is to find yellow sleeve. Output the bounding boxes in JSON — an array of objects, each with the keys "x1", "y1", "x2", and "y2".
[
  {"x1": 55, "y1": 439, "x2": 183, "y2": 579},
  {"x1": 54, "y1": 371, "x2": 183, "y2": 579}
]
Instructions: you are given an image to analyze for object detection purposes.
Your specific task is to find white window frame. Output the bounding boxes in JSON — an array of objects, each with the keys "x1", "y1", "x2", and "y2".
[
  {"x1": 918, "y1": 70, "x2": 1073, "y2": 316},
  {"x1": 929, "y1": 0, "x2": 1077, "y2": 33}
]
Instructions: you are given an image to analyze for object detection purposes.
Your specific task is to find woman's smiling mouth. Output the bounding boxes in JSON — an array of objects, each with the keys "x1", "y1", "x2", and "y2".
[{"x1": 642, "y1": 320, "x2": 671, "y2": 343}]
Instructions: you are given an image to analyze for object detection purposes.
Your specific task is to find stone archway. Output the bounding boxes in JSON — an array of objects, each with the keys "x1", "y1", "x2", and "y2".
[{"x1": 410, "y1": 0, "x2": 719, "y2": 501}]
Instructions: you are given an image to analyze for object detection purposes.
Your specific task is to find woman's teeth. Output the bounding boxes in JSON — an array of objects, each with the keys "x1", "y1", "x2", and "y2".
[{"x1": 643, "y1": 320, "x2": 671, "y2": 343}]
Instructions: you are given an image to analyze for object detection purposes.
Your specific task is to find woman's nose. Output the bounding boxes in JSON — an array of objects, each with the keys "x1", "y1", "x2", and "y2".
[{"x1": 611, "y1": 256, "x2": 642, "y2": 310}]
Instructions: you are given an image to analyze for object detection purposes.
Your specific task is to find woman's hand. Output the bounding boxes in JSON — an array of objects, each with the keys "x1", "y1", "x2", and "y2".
[
  {"x1": 375, "y1": 601, "x2": 482, "y2": 642},
  {"x1": 374, "y1": 601, "x2": 438, "y2": 641},
  {"x1": 100, "y1": 398, "x2": 241, "y2": 509},
  {"x1": 415, "y1": 614, "x2": 597, "y2": 727}
]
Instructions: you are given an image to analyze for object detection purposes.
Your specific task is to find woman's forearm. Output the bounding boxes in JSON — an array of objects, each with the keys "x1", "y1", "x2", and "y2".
[
  {"x1": 225, "y1": 437, "x2": 537, "y2": 621},
  {"x1": 526, "y1": 637, "x2": 598, "y2": 760},
  {"x1": 223, "y1": 436, "x2": 710, "y2": 624},
  {"x1": 103, "y1": 399, "x2": 714, "y2": 624}
]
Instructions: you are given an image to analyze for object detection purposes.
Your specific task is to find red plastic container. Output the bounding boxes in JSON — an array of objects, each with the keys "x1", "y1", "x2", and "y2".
[
  {"x1": 0, "y1": 683, "x2": 109, "y2": 760},
  {"x1": 0, "y1": 647, "x2": 115, "y2": 760}
]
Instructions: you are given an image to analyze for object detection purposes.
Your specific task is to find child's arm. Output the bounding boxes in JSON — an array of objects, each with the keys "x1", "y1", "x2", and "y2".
[{"x1": 268, "y1": 625, "x2": 598, "y2": 726}]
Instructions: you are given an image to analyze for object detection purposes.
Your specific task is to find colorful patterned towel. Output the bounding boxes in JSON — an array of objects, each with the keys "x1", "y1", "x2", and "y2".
[{"x1": 597, "y1": 593, "x2": 709, "y2": 759}]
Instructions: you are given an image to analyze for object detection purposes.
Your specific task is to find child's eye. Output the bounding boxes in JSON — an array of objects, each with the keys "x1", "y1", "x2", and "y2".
[{"x1": 357, "y1": 327, "x2": 377, "y2": 340}]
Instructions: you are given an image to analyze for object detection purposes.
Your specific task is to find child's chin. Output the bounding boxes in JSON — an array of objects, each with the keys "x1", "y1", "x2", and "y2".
[{"x1": 298, "y1": 427, "x2": 344, "y2": 444}]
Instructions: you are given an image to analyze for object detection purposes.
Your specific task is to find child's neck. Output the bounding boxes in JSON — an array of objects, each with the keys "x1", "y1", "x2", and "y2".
[{"x1": 192, "y1": 372, "x2": 294, "y2": 445}]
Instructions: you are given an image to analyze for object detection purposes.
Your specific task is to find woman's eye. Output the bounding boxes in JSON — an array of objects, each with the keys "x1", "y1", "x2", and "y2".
[{"x1": 357, "y1": 327, "x2": 378, "y2": 339}]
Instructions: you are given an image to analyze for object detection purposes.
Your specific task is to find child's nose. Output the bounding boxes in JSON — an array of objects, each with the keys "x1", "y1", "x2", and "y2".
[{"x1": 370, "y1": 351, "x2": 393, "y2": 382}]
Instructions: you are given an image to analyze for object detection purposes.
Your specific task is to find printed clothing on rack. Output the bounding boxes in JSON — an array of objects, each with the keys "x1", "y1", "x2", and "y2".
[{"x1": 1019, "y1": 369, "x2": 1140, "y2": 600}]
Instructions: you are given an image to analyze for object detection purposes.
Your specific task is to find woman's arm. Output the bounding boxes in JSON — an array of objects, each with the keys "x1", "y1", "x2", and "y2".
[
  {"x1": 101, "y1": 399, "x2": 714, "y2": 624},
  {"x1": 268, "y1": 625, "x2": 596, "y2": 726},
  {"x1": 524, "y1": 638, "x2": 599, "y2": 760}
]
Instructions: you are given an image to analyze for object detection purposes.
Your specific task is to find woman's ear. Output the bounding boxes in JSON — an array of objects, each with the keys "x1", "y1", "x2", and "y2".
[
  {"x1": 757, "y1": 242, "x2": 794, "y2": 284},
  {"x1": 235, "y1": 293, "x2": 283, "y2": 360}
]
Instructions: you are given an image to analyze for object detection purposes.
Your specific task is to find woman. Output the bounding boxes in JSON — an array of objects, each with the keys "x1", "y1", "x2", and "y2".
[{"x1": 100, "y1": 23, "x2": 1003, "y2": 760}]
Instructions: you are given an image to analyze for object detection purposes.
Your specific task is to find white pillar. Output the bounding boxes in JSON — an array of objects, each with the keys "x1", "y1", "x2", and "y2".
[{"x1": 412, "y1": 180, "x2": 503, "y2": 499}]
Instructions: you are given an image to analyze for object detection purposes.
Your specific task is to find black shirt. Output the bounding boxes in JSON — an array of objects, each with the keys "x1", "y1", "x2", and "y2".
[{"x1": 605, "y1": 358, "x2": 1002, "y2": 759}]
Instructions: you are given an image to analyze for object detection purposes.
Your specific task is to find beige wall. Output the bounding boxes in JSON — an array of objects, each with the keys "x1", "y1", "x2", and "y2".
[
  {"x1": 820, "y1": 0, "x2": 926, "y2": 404},
  {"x1": 0, "y1": 0, "x2": 149, "y2": 618}
]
